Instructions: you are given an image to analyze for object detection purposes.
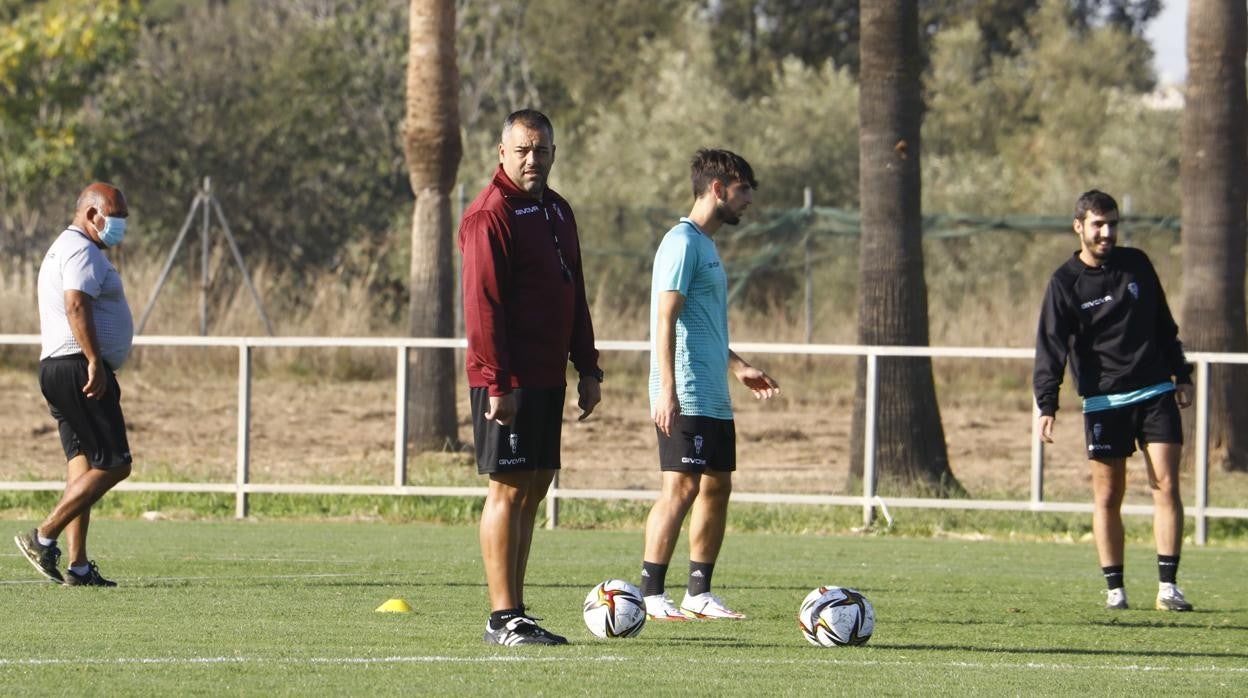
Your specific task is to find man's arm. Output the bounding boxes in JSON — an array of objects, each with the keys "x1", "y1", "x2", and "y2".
[
  {"x1": 1033, "y1": 279, "x2": 1070, "y2": 419},
  {"x1": 461, "y1": 211, "x2": 513, "y2": 397},
  {"x1": 64, "y1": 289, "x2": 107, "y2": 399},
  {"x1": 652, "y1": 290, "x2": 683, "y2": 436},
  {"x1": 1034, "y1": 279, "x2": 1071, "y2": 441},
  {"x1": 728, "y1": 349, "x2": 779, "y2": 400}
]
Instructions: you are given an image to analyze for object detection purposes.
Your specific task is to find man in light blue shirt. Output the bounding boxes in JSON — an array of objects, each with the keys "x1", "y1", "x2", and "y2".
[{"x1": 640, "y1": 149, "x2": 779, "y2": 621}]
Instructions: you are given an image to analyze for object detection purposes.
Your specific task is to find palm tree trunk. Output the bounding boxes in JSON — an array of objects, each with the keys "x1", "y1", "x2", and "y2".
[
  {"x1": 851, "y1": 1, "x2": 962, "y2": 496},
  {"x1": 405, "y1": 0, "x2": 462, "y2": 451},
  {"x1": 1181, "y1": 0, "x2": 1248, "y2": 472}
]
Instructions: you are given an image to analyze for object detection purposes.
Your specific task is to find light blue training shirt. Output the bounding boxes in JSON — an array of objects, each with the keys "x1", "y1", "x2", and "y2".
[{"x1": 648, "y1": 218, "x2": 732, "y2": 420}]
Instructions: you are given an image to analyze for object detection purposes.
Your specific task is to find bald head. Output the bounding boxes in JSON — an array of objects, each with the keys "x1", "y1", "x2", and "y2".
[
  {"x1": 73, "y1": 182, "x2": 129, "y2": 247},
  {"x1": 76, "y1": 183, "x2": 127, "y2": 218}
]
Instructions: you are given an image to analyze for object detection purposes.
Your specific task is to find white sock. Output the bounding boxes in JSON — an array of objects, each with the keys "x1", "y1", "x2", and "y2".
[
  {"x1": 37, "y1": 533, "x2": 56, "y2": 547},
  {"x1": 69, "y1": 563, "x2": 91, "y2": 576}
]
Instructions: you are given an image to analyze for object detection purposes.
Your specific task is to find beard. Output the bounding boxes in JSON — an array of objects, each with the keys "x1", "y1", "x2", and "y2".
[
  {"x1": 1084, "y1": 235, "x2": 1114, "y2": 261},
  {"x1": 715, "y1": 200, "x2": 741, "y2": 226}
]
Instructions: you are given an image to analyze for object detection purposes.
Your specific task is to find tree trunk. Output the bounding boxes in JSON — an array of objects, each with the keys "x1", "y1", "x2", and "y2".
[
  {"x1": 1181, "y1": 0, "x2": 1248, "y2": 473},
  {"x1": 405, "y1": 0, "x2": 462, "y2": 452},
  {"x1": 850, "y1": 2, "x2": 962, "y2": 496}
]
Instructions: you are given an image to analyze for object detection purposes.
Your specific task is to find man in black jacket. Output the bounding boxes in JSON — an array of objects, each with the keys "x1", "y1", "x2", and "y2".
[{"x1": 1034, "y1": 190, "x2": 1194, "y2": 612}]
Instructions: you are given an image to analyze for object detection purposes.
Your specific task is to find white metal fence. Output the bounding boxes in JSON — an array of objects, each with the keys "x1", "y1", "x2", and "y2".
[{"x1": 2, "y1": 334, "x2": 1246, "y2": 545}]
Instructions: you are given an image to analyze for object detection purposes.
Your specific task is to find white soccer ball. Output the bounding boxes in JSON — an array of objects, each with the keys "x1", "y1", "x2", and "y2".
[
  {"x1": 798, "y1": 585, "x2": 875, "y2": 647},
  {"x1": 583, "y1": 579, "x2": 647, "y2": 639}
]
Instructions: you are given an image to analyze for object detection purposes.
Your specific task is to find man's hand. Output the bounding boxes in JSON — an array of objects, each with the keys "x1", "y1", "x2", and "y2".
[
  {"x1": 735, "y1": 365, "x2": 779, "y2": 400},
  {"x1": 483, "y1": 392, "x2": 516, "y2": 426},
  {"x1": 1038, "y1": 414, "x2": 1055, "y2": 443},
  {"x1": 652, "y1": 388, "x2": 680, "y2": 437},
  {"x1": 82, "y1": 359, "x2": 107, "y2": 400},
  {"x1": 577, "y1": 375, "x2": 601, "y2": 421},
  {"x1": 1175, "y1": 383, "x2": 1194, "y2": 409}
]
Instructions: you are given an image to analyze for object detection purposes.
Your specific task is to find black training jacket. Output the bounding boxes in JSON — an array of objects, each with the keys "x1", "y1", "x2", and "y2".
[{"x1": 1033, "y1": 246, "x2": 1191, "y2": 417}]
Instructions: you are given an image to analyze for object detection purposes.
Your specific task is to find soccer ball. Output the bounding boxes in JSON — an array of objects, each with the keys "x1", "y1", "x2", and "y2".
[
  {"x1": 798, "y1": 586, "x2": 875, "y2": 647},
  {"x1": 583, "y1": 579, "x2": 646, "y2": 639}
]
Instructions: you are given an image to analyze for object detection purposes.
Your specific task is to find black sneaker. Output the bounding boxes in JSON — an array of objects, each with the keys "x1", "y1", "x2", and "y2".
[
  {"x1": 518, "y1": 607, "x2": 569, "y2": 644},
  {"x1": 483, "y1": 616, "x2": 569, "y2": 646},
  {"x1": 64, "y1": 560, "x2": 117, "y2": 587},
  {"x1": 14, "y1": 529, "x2": 63, "y2": 583}
]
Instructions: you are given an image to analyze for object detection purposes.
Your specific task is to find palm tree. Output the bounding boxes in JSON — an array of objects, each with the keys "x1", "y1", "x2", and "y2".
[
  {"x1": 1181, "y1": 0, "x2": 1248, "y2": 472},
  {"x1": 851, "y1": 1, "x2": 962, "y2": 495},
  {"x1": 404, "y1": 0, "x2": 462, "y2": 450}
]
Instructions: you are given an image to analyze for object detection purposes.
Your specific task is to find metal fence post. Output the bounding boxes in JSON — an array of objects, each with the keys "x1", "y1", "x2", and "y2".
[
  {"x1": 546, "y1": 471, "x2": 560, "y2": 530},
  {"x1": 863, "y1": 353, "x2": 879, "y2": 527},
  {"x1": 394, "y1": 346, "x2": 410, "y2": 488},
  {"x1": 236, "y1": 342, "x2": 252, "y2": 519},
  {"x1": 1194, "y1": 360, "x2": 1210, "y2": 545},
  {"x1": 1030, "y1": 403, "x2": 1045, "y2": 505}
]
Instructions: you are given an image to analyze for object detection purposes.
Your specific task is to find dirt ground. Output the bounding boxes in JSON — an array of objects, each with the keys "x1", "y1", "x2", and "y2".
[{"x1": 5, "y1": 363, "x2": 1234, "y2": 511}]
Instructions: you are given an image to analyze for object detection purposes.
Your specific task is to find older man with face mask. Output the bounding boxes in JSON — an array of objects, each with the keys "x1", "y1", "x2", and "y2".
[{"x1": 15, "y1": 182, "x2": 135, "y2": 587}]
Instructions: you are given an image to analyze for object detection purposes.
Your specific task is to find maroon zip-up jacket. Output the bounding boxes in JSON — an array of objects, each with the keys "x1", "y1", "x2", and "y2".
[{"x1": 459, "y1": 166, "x2": 600, "y2": 396}]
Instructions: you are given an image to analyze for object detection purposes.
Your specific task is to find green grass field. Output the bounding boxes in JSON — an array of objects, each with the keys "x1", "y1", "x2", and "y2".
[{"x1": 1, "y1": 521, "x2": 1245, "y2": 696}]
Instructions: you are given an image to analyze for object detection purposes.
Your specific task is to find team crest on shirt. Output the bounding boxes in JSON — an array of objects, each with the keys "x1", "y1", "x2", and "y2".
[{"x1": 1127, "y1": 282, "x2": 1139, "y2": 299}]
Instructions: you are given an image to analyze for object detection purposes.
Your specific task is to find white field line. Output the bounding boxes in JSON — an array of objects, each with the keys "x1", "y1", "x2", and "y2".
[
  {"x1": 0, "y1": 654, "x2": 1244, "y2": 675},
  {"x1": 0, "y1": 571, "x2": 400, "y2": 585}
]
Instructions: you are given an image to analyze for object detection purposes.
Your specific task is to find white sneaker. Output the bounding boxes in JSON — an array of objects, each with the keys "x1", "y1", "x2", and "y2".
[
  {"x1": 1105, "y1": 587, "x2": 1128, "y2": 610},
  {"x1": 644, "y1": 593, "x2": 691, "y2": 620},
  {"x1": 680, "y1": 591, "x2": 746, "y2": 619},
  {"x1": 1155, "y1": 583, "x2": 1193, "y2": 612}
]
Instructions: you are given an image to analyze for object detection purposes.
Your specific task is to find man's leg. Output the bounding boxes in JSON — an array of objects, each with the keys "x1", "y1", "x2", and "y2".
[
  {"x1": 641, "y1": 471, "x2": 699, "y2": 618},
  {"x1": 62, "y1": 454, "x2": 93, "y2": 567},
  {"x1": 643, "y1": 471, "x2": 700, "y2": 566},
  {"x1": 1143, "y1": 442, "x2": 1192, "y2": 610},
  {"x1": 480, "y1": 470, "x2": 533, "y2": 613},
  {"x1": 479, "y1": 468, "x2": 567, "y2": 644},
  {"x1": 39, "y1": 460, "x2": 131, "y2": 543},
  {"x1": 680, "y1": 470, "x2": 745, "y2": 618},
  {"x1": 1143, "y1": 442, "x2": 1183, "y2": 556},
  {"x1": 513, "y1": 468, "x2": 556, "y2": 609},
  {"x1": 688, "y1": 470, "x2": 732, "y2": 565},
  {"x1": 1090, "y1": 457, "x2": 1128, "y2": 608},
  {"x1": 1089, "y1": 458, "x2": 1127, "y2": 569}
]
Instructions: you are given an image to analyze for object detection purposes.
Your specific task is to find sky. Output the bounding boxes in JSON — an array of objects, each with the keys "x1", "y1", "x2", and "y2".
[{"x1": 1146, "y1": 0, "x2": 1187, "y2": 84}]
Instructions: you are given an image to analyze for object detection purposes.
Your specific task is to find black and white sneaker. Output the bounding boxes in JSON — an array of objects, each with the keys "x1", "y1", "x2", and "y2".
[
  {"x1": 14, "y1": 529, "x2": 63, "y2": 583},
  {"x1": 64, "y1": 560, "x2": 117, "y2": 587},
  {"x1": 483, "y1": 616, "x2": 569, "y2": 646}
]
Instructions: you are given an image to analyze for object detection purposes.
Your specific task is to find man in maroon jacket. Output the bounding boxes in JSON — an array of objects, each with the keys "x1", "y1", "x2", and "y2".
[{"x1": 460, "y1": 109, "x2": 603, "y2": 646}]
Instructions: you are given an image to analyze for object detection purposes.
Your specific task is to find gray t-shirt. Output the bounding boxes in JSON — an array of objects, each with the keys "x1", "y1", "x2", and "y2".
[{"x1": 38, "y1": 227, "x2": 134, "y2": 370}]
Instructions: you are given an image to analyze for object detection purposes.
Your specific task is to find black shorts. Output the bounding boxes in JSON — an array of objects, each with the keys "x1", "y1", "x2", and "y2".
[
  {"x1": 656, "y1": 414, "x2": 736, "y2": 473},
  {"x1": 39, "y1": 354, "x2": 132, "y2": 470},
  {"x1": 1083, "y1": 392, "x2": 1183, "y2": 460},
  {"x1": 469, "y1": 386, "x2": 565, "y2": 475}
]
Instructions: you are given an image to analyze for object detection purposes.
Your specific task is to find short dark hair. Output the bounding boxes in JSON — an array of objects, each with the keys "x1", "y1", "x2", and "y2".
[
  {"x1": 1074, "y1": 190, "x2": 1118, "y2": 220},
  {"x1": 691, "y1": 148, "x2": 758, "y2": 198},
  {"x1": 501, "y1": 109, "x2": 554, "y2": 143}
]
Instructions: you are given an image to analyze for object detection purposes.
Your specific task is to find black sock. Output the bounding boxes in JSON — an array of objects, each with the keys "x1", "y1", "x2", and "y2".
[
  {"x1": 1158, "y1": 555, "x2": 1180, "y2": 584},
  {"x1": 1102, "y1": 565, "x2": 1125, "y2": 591},
  {"x1": 488, "y1": 608, "x2": 523, "y2": 630},
  {"x1": 641, "y1": 561, "x2": 668, "y2": 597},
  {"x1": 688, "y1": 560, "x2": 715, "y2": 596}
]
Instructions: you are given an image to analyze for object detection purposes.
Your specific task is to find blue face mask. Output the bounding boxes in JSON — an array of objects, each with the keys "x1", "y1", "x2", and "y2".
[{"x1": 97, "y1": 216, "x2": 127, "y2": 247}]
